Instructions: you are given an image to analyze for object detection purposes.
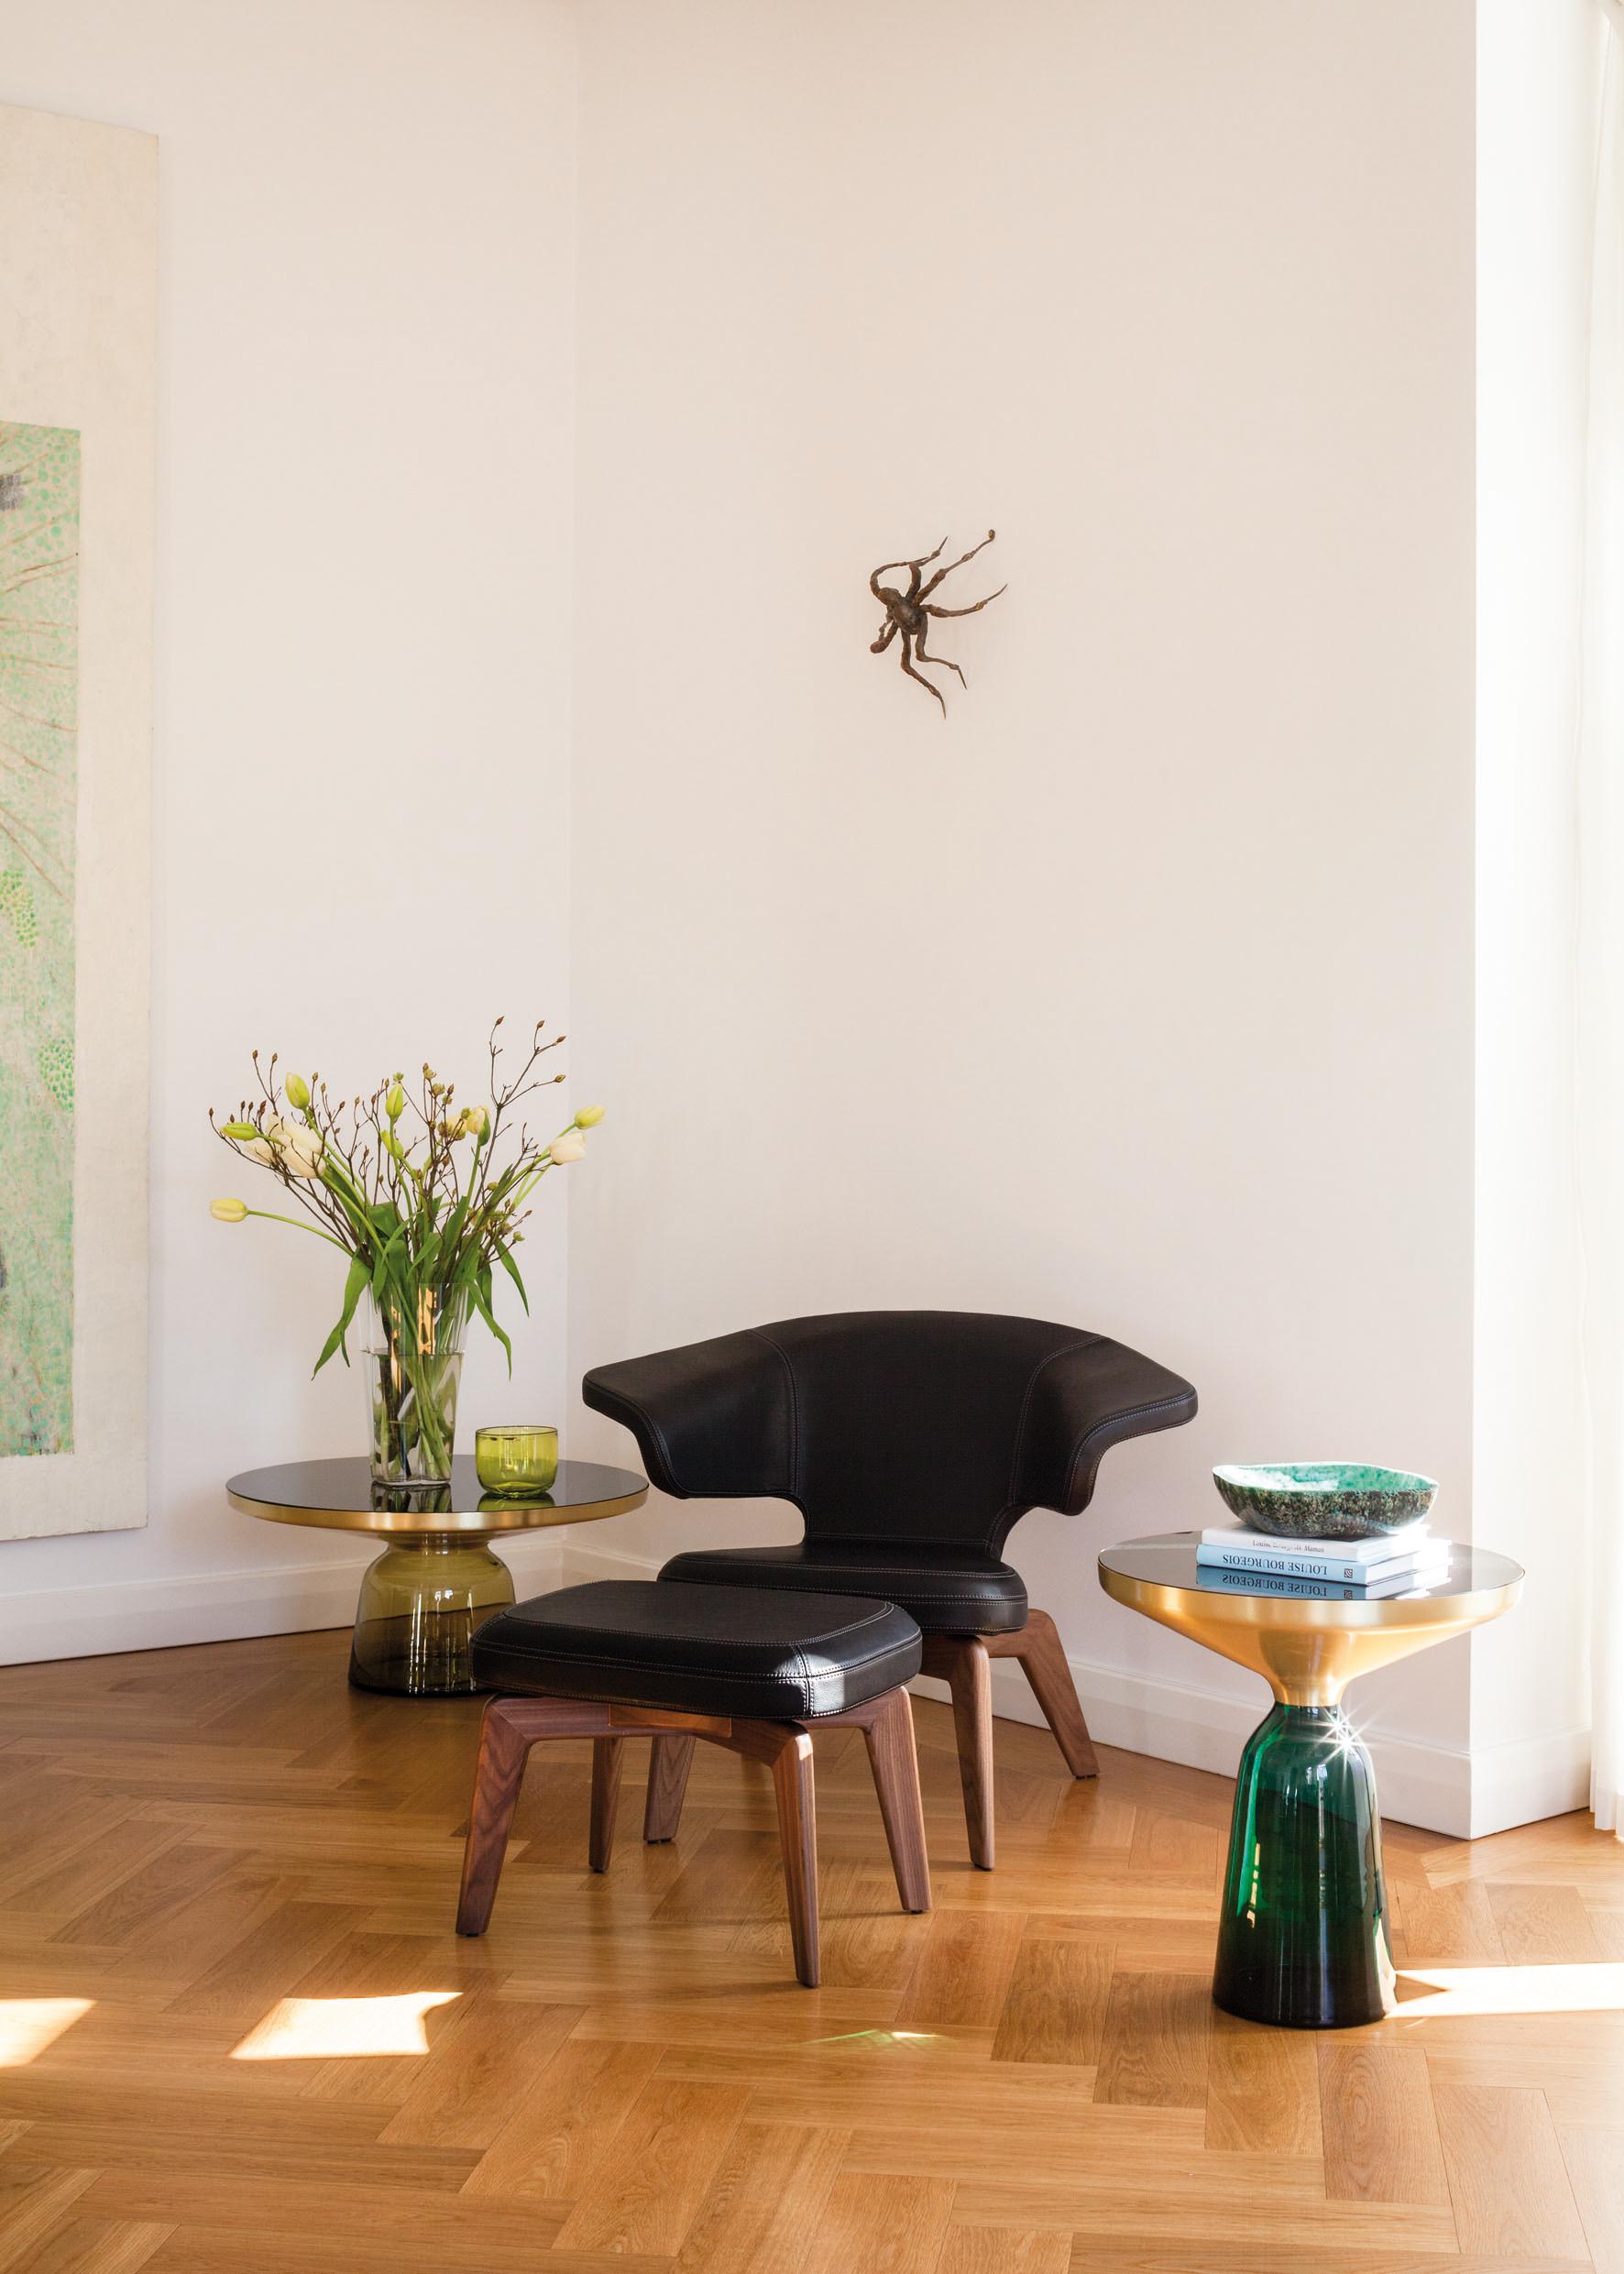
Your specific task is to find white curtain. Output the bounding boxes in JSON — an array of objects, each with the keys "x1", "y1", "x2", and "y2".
[{"x1": 1582, "y1": 0, "x2": 1624, "y2": 1838}]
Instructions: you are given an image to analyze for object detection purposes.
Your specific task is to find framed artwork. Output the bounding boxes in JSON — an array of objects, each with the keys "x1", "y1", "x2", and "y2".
[{"x1": 0, "y1": 105, "x2": 155, "y2": 1540}]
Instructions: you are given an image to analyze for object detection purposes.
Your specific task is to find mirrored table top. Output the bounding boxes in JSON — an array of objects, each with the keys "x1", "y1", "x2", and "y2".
[
  {"x1": 227, "y1": 1456, "x2": 648, "y2": 1536},
  {"x1": 1100, "y1": 1531, "x2": 1523, "y2": 1607},
  {"x1": 1097, "y1": 1530, "x2": 1524, "y2": 1704}
]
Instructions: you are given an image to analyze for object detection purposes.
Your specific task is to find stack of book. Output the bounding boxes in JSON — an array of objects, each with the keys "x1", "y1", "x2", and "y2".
[{"x1": 1195, "y1": 1521, "x2": 1451, "y2": 1599}]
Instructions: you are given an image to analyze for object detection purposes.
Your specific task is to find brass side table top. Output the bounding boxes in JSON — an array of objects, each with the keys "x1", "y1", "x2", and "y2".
[
  {"x1": 227, "y1": 1455, "x2": 648, "y2": 1539},
  {"x1": 1097, "y1": 1532, "x2": 1523, "y2": 1708}
]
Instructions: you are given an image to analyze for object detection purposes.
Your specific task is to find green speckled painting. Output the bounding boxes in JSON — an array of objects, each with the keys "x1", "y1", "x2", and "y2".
[{"x1": 0, "y1": 420, "x2": 77, "y2": 1456}]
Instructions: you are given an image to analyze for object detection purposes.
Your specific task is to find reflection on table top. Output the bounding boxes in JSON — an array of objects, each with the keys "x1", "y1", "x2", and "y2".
[
  {"x1": 1098, "y1": 1531, "x2": 1524, "y2": 1628},
  {"x1": 226, "y1": 1455, "x2": 648, "y2": 1536}
]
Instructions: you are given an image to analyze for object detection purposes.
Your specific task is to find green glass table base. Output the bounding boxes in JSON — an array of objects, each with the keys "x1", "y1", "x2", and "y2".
[
  {"x1": 348, "y1": 1539, "x2": 515, "y2": 1697},
  {"x1": 1214, "y1": 1704, "x2": 1396, "y2": 2028}
]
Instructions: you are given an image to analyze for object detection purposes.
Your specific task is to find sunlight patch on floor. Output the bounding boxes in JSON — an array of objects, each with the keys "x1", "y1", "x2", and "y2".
[
  {"x1": 806, "y1": 2027, "x2": 943, "y2": 2050},
  {"x1": 0, "y1": 1998, "x2": 93, "y2": 2067},
  {"x1": 1396, "y1": 1962, "x2": 1624, "y2": 2016},
  {"x1": 230, "y1": 1990, "x2": 460, "y2": 2060}
]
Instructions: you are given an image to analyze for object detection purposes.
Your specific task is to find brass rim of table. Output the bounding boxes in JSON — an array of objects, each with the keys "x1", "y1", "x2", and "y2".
[
  {"x1": 1097, "y1": 1550, "x2": 1523, "y2": 1708},
  {"x1": 1097, "y1": 1561, "x2": 1523, "y2": 1639},
  {"x1": 227, "y1": 1479, "x2": 648, "y2": 1538}
]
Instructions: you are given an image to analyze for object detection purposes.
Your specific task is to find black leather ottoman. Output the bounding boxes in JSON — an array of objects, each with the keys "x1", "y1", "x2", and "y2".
[{"x1": 455, "y1": 1579, "x2": 929, "y2": 1986}]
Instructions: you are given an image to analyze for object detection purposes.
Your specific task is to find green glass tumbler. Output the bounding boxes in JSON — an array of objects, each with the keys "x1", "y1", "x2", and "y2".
[
  {"x1": 475, "y1": 1424, "x2": 558, "y2": 1496},
  {"x1": 348, "y1": 1538, "x2": 515, "y2": 1696},
  {"x1": 1213, "y1": 1703, "x2": 1396, "y2": 2028}
]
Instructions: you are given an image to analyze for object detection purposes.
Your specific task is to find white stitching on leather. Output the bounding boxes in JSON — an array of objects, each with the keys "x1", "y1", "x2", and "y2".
[
  {"x1": 1060, "y1": 1387, "x2": 1194, "y2": 1507},
  {"x1": 474, "y1": 1638, "x2": 918, "y2": 1686},
  {"x1": 1006, "y1": 1334, "x2": 1104, "y2": 1509},
  {"x1": 493, "y1": 1600, "x2": 899, "y2": 1653},
  {"x1": 749, "y1": 1324, "x2": 801, "y2": 1503},
  {"x1": 664, "y1": 1570, "x2": 1022, "y2": 1605}
]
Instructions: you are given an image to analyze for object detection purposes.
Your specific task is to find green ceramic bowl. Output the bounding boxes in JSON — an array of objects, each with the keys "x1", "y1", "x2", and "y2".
[{"x1": 1212, "y1": 1462, "x2": 1438, "y2": 1542}]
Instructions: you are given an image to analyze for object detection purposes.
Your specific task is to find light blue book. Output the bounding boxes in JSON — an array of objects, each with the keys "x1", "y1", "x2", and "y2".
[{"x1": 1196, "y1": 1523, "x2": 1436, "y2": 1587}]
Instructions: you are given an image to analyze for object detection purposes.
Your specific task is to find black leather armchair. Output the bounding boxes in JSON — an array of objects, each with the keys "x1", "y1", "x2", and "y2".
[{"x1": 583, "y1": 1310, "x2": 1197, "y2": 1867}]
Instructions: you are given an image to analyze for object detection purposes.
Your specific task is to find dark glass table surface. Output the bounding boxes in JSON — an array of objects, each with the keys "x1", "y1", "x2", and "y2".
[{"x1": 226, "y1": 1455, "x2": 647, "y2": 1534}]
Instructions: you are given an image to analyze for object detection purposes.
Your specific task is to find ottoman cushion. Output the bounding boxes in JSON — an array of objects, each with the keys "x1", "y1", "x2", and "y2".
[{"x1": 470, "y1": 1577, "x2": 921, "y2": 1721}]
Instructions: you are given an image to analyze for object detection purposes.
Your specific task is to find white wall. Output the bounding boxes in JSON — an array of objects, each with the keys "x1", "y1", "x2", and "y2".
[
  {"x1": 1470, "y1": 0, "x2": 1606, "y2": 1832},
  {"x1": 0, "y1": 0, "x2": 1586, "y2": 1840},
  {"x1": 565, "y1": 0, "x2": 1484, "y2": 1827},
  {"x1": 0, "y1": 0, "x2": 579, "y2": 1656}
]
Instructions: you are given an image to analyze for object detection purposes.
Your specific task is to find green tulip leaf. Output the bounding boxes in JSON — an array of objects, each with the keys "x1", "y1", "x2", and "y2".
[
  {"x1": 493, "y1": 1238, "x2": 530, "y2": 1313},
  {"x1": 471, "y1": 1262, "x2": 512, "y2": 1374},
  {"x1": 313, "y1": 1253, "x2": 370, "y2": 1376}
]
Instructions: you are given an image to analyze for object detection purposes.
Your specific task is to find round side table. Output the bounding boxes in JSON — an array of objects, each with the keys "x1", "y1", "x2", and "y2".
[
  {"x1": 227, "y1": 1456, "x2": 648, "y2": 1697},
  {"x1": 1098, "y1": 1532, "x2": 1522, "y2": 2029}
]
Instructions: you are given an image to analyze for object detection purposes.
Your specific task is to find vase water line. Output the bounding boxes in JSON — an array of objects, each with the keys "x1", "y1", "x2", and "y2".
[
  {"x1": 365, "y1": 1287, "x2": 467, "y2": 1489},
  {"x1": 1213, "y1": 1702, "x2": 1396, "y2": 2027}
]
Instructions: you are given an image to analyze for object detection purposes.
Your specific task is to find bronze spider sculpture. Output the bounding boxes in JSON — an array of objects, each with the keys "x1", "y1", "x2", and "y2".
[{"x1": 869, "y1": 529, "x2": 1006, "y2": 714}]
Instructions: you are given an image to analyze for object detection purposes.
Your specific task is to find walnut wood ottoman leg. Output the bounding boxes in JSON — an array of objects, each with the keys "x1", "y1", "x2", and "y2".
[
  {"x1": 457, "y1": 1700, "x2": 533, "y2": 1935},
  {"x1": 768, "y1": 1729, "x2": 820, "y2": 1987},
  {"x1": 1004, "y1": 1606, "x2": 1099, "y2": 1779},
  {"x1": 859, "y1": 1689, "x2": 931, "y2": 1914},
  {"x1": 643, "y1": 1733, "x2": 697, "y2": 1842},
  {"x1": 589, "y1": 1738, "x2": 626, "y2": 1873}
]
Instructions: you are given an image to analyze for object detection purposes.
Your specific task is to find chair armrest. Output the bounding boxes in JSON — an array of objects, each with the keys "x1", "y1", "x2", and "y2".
[
  {"x1": 582, "y1": 1330, "x2": 795, "y2": 1501},
  {"x1": 1013, "y1": 1335, "x2": 1197, "y2": 1515}
]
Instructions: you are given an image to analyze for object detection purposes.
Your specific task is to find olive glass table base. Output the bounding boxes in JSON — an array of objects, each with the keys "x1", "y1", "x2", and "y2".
[
  {"x1": 348, "y1": 1538, "x2": 516, "y2": 1697},
  {"x1": 227, "y1": 1456, "x2": 648, "y2": 1698},
  {"x1": 1099, "y1": 1532, "x2": 1523, "y2": 2029}
]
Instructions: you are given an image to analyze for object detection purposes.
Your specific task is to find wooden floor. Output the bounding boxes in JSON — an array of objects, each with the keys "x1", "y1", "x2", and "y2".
[{"x1": 0, "y1": 1629, "x2": 1619, "y2": 2274}]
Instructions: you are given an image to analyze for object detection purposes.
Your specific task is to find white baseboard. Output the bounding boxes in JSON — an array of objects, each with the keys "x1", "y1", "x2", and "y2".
[
  {"x1": 3, "y1": 1532, "x2": 1588, "y2": 1840},
  {"x1": 563, "y1": 1540, "x2": 674, "y2": 1587},
  {"x1": 0, "y1": 1536, "x2": 566, "y2": 1668},
  {"x1": 556, "y1": 1539, "x2": 1586, "y2": 1840},
  {"x1": 909, "y1": 1653, "x2": 1483, "y2": 1835},
  {"x1": 1465, "y1": 1722, "x2": 1592, "y2": 1839}
]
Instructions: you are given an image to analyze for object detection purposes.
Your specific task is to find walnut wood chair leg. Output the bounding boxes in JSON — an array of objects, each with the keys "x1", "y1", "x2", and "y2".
[
  {"x1": 588, "y1": 1737, "x2": 626, "y2": 1873},
  {"x1": 859, "y1": 1687, "x2": 930, "y2": 1913},
  {"x1": 456, "y1": 1700, "x2": 534, "y2": 1935},
  {"x1": 767, "y1": 1729, "x2": 820, "y2": 1987},
  {"x1": 1002, "y1": 1605, "x2": 1099, "y2": 1779},
  {"x1": 935, "y1": 1635, "x2": 996, "y2": 1871},
  {"x1": 643, "y1": 1732, "x2": 697, "y2": 1842}
]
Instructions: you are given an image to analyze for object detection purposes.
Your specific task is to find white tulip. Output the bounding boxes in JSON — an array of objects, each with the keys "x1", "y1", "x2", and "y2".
[
  {"x1": 269, "y1": 1118, "x2": 324, "y2": 1177},
  {"x1": 547, "y1": 1130, "x2": 587, "y2": 1165}
]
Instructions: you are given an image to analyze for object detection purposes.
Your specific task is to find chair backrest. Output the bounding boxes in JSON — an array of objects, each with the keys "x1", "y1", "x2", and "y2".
[{"x1": 582, "y1": 1309, "x2": 1196, "y2": 1554}]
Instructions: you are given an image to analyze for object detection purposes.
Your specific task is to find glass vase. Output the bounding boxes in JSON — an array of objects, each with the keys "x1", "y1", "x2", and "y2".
[
  {"x1": 1213, "y1": 1703, "x2": 1396, "y2": 2028},
  {"x1": 364, "y1": 1288, "x2": 466, "y2": 1493}
]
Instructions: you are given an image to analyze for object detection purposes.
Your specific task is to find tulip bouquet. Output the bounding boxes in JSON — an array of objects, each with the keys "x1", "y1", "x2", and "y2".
[{"x1": 210, "y1": 1018, "x2": 601, "y2": 1489}]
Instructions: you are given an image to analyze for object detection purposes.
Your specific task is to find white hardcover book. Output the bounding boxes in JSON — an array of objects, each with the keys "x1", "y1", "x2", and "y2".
[
  {"x1": 1195, "y1": 1539, "x2": 1449, "y2": 1587},
  {"x1": 1198, "y1": 1521, "x2": 1430, "y2": 1567}
]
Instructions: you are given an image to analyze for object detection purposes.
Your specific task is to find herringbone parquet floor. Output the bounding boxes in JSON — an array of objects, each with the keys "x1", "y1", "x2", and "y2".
[{"x1": 0, "y1": 1627, "x2": 1619, "y2": 2273}]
